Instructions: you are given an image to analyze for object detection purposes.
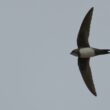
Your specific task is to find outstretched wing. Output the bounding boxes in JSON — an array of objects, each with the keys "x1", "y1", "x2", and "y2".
[
  {"x1": 78, "y1": 58, "x2": 97, "y2": 96},
  {"x1": 77, "y1": 7, "x2": 94, "y2": 48}
]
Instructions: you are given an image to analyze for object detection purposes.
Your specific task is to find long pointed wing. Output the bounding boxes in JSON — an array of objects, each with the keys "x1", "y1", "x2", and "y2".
[
  {"x1": 78, "y1": 58, "x2": 97, "y2": 96},
  {"x1": 77, "y1": 7, "x2": 94, "y2": 48}
]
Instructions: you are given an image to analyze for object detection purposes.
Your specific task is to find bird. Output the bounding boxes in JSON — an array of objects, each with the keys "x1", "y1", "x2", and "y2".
[{"x1": 70, "y1": 7, "x2": 110, "y2": 96}]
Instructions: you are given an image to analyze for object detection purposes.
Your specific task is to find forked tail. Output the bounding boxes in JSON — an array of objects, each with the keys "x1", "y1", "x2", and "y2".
[
  {"x1": 95, "y1": 49, "x2": 110, "y2": 55},
  {"x1": 101, "y1": 49, "x2": 110, "y2": 54}
]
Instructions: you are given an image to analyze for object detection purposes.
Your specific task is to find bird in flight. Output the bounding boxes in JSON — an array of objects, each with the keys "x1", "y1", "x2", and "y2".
[{"x1": 71, "y1": 7, "x2": 110, "y2": 96}]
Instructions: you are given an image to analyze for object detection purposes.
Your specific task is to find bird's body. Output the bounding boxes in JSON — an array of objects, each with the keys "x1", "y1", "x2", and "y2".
[
  {"x1": 79, "y1": 48, "x2": 95, "y2": 58},
  {"x1": 71, "y1": 7, "x2": 110, "y2": 96},
  {"x1": 74, "y1": 47, "x2": 95, "y2": 58},
  {"x1": 72, "y1": 47, "x2": 110, "y2": 58}
]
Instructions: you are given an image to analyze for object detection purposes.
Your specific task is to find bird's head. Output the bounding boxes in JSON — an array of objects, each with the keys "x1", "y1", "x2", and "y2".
[{"x1": 70, "y1": 49, "x2": 78, "y2": 56}]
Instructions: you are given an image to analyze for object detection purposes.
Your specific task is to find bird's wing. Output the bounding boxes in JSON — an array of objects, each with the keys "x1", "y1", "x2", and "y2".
[
  {"x1": 78, "y1": 58, "x2": 97, "y2": 96},
  {"x1": 77, "y1": 7, "x2": 94, "y2": 48}
]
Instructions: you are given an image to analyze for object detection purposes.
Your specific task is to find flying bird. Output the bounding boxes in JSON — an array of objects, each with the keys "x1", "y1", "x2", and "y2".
[{"x1": 71, "y1": 7, "x2": 110, "y2": 96}]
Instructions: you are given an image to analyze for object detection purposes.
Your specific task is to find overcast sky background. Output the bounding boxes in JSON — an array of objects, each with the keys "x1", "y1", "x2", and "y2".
[{"x1": 0, "y1": 0, "x2": 110, "y2": 110}]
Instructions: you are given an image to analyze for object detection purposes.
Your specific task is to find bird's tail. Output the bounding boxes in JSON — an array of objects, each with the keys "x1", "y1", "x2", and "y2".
[
  {"x1": 100, "y1": 49, "x2": 110, "y2": 54},
  {"x1": 95, "y1": 49, "x2": 110, "y2": 55}
]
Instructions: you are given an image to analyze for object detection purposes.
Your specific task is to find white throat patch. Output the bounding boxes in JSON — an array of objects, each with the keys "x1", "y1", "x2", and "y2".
[{"x1": 79, "y1": 48, "x2": 95, "y2": 58}]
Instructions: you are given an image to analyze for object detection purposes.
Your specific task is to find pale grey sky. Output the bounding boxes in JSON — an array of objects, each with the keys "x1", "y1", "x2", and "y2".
[{"x1": 0, "y1": 0, "x2": 110, "y2": 110}]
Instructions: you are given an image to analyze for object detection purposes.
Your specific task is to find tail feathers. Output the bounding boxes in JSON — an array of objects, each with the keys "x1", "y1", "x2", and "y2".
[
  {"x1": 107, "y1": 49, "x2": 110, "y2": 53},
  {"x1": 95, "y1": 49, "x2": 110, "y2": 55},
  {"x1": 101, "y1": 49, "x2": 110, "y2": 54}
]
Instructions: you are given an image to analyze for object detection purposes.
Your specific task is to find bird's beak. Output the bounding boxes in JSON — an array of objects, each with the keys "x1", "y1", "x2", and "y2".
[{"x1": 70, "y1": 51, "x2": 73, "y2": 55}]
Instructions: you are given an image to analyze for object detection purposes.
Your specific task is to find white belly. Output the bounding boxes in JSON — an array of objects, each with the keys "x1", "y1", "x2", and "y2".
[{"x1": 79, "y1": 48, "x2": 95, "y2": 58}]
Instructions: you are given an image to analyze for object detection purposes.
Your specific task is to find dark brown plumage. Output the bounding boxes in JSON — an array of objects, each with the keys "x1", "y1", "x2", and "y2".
[
  {"x1": 78, "y1": 58, "x2": 97, "y2": 96},
  {"x1": 71, "y1": 7, "x2": 110, "y2": 96},
  {"x1": 77, "y1": 7, "x2": 93, "y2": 48}
]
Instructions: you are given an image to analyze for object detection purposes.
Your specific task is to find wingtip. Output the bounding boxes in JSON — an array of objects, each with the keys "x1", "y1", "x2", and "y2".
[
  {"x1": 90, "y1": 7, "x2": 94, "y2": 12},
  {"x1": 91, "y1": 7, "x2": 94, "y2": 10},
  {"x1": 93, "y1": 92, "x2": 97, "y2": 97},
  {"x1": 91, "y1": 89, "x2": 97, "y2": 97}
]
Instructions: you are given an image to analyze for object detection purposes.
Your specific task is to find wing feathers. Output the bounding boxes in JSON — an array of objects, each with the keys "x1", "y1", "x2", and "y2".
[
  {"x1": 77, "y1": 7, "x2": 94, "y2": 48},
  {"x1": 78, "y1": 58, "x2": 97, "y2": 96}
]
